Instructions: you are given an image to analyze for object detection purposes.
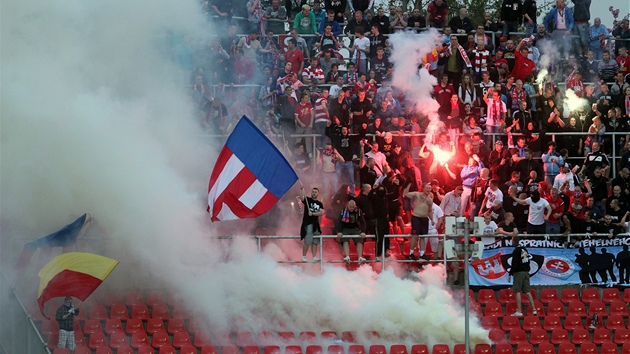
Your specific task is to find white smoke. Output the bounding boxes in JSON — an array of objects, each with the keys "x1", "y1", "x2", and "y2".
[
  {"x1": 564, "y1": 89, "x2": 589, "y2": 112},
  {"x1": 1, "y1": 0, "x2": 488, "y2": 348}
]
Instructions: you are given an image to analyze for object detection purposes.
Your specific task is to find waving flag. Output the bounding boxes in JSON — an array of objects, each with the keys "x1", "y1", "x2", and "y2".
[
  {"x1": 207, "y1": 116, "x2": 297, "y2": 221},
  {"x1": 15, "y1": 214, "x2": 92, "y2": 271},
  {"x1": 38, "y1": 252, "x2": 119, "y2": 318}
]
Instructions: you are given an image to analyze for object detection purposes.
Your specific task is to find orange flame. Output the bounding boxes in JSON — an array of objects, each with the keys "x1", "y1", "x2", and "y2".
[{"x1": 431, "y1": 145, "x2": 454, "y2": 165}]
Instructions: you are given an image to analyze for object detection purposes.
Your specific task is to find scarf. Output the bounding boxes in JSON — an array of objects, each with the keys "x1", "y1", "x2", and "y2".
[
  {"x1": 341, "y1": 207, "x2": 351, "y2": 223},
  {"x1": 626, "y1": 96, "x2": 630, "y2": 116},
  {"x1": 456, "y1": 43, "x2": 472, "y2": 68},
  {"x1": 510, "y1": 89, "x2": 527, "y2": 109},
  {"x1": 474, "y1": 49, "x2": 489, "y2": 73}
]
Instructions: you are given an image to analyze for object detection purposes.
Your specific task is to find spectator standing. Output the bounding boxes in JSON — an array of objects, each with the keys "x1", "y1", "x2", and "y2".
[
  {"x1": 507, "y1": 243, "x2": 539, "y2": 316},
  {"x1": 598, "y1": 50, "x2": 619, "y2": 83},
  {"x1": 265, "y1": 0, "x2": 288, "y2": 34},
  {"x1": 612, "y1": 19, "x2": 630, "y2": 57},
  {"x1": 326, "y1": 122, "x2": 362, "y2": 195},
  {"x1": 210, "y1": 0, "x2": 234, "y2": 28},
  {"x1": 542, "y1": 141, "x2": 564, "y2": 184},
  {"x1": 299, "y1": 185, "x2": 324, "y2": 262},
  {"x1": 371, "y1": 7, "x2": 391, "y2": 34},
  {"x1": 312, "y1": 0, "x2": 326, "y2": 29},
  {"x1": 294, "y1": 92, "x2": 315, "y2": 156},
  {"x1": 617, "y1": 47, "x2": 630, "y2": 77},
  {"x1": 449, "y1": 8, "x2": 474, "y2": 35},
  {"x1": 247, "y1": 0, "x2": 264, "y2": 33},
  {"x1": 318, "y1": 10, "x2": 343, "y2": 36},
  {"x1": 512, "y1": 190, "x2": 552, "y2": 236},
  {"x1": 56, "y1": 296, "x2": 80, "y2": 352},
  {"x1": 500, "y1": 0, "x2": 522, "y2": 38},
  {"x1": 344, "y1": 27, "x2": 370, "y2": 75},
  {"x1": 427, "y1": 0, "x2": 448, "y2": 29},
  {"x1": 571, "y1": 0, "x2": 591, "y2": 57},
  {"x1": 512, "y1": 40, "x2": 536, "y2": 82},
  {"x1": 408, "y1": 8, "x2": 427, "y2": 31},
  {"x1": 484, "y1": 88, "x2": 507, "y2": 140},
  {"x1": 325, "y1": 0, "x2": 347, "y2": 23},
  {"x1": 543, "y1": 0, "x2": 574, "y2": 59},
  {"x1": 368, "y1": 25, "x2": 387, "y2": 60},
  {"x1": 294, "y1": 4, "x2": 318, "y2": 36},
  {"x1": 589, "y1": 18, "x2": 610, "y2": 60},
  {"x1": 522, "y1": 0, "x2": 537, "y2": 37}
]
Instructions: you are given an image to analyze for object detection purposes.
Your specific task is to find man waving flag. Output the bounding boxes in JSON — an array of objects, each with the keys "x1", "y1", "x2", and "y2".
[{"x1": 207, "y1": 116, "x2": 298, "y2": 221}]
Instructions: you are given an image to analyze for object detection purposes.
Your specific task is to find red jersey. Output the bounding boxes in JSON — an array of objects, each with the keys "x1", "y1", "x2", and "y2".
[
  {"x1": 511, "y1": 50, "x2": 536, "y2": 81},
  {"x1": 434, "y1": 83, "x2": 455, "y2": 107},
  {"x1": 616, "y1": 54, "x2": 630, "y2": 74},
  {"x1": 294, "y1": 102, "x2": 314, "y2": 126},
  {"x1": 565, "y1": 190, "x2": 586, "y2": 219},
  {"x1": 546, "y1": 196, "x2": 565, "y2": 223},
  {"x1": 352, "y1": 81, "x2": 375, "y2": 96},
  {"x1": 284, "y1": 49, "x2": 304, "y2": 73}
]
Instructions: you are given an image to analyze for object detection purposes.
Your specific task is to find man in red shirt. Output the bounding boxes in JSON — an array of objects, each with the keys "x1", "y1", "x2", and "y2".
[
  {"x1": 511, "y1": 38, "x2": 536, "y2": 82},
  {"x1": 617, "y1": 47, "x2": 630, "y2": 76},
  {"x1": 285, "y1": 38, "x2": 305, "y2": 75},
  {"x1": 294, "y1": 92, "x2": 315, "y2": 156},
  {"x1": 545, "y1": 187, "x2": 565, "y2": 237},
  {"x1": 434, "y1": 74, "x2": 455, "y2": 107}
]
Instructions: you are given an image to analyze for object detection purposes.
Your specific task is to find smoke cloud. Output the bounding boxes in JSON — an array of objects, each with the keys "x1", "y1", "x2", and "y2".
[{"x1": 1, "y1": 0, "x2": 487, "y2": 348}]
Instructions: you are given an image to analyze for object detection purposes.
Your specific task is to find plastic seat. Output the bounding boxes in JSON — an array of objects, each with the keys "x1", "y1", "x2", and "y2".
[
  {"x1": 264, "y1": 346, "x2": 281, "y2": 354},
  {"x1": 481, "y1": 316, "x2": 500, "y2": 330},
  {"x1": 172, "y1": 332, "x2": 191, "y2": 348},
  {"x1": 320, "y1": 331, "x2": 338, "y2": 341},
  {"x1": 103, "y1": 291, "x2": 125, "y2": 307},
  {"x1": 609, "y1": 300, "x2": 629, "y2": 316},
  {"x1": 508, "y1": 329, "x2": 528, "y2": 346},
  {"x1": 306, "y1": 345, "x2": 323, "y2": 354},
  {"x1": 95, "y1": 346, "x2": 113, "y2": 354},
  {"x1": 601, "y1": 342, "x2": 620, "y2": 354},
  {"x1": 41, "y1": 320, "x2": 59, "y2": 336},
  {"x1": 570, "y1": 328, "x2": 590, "y2": 345},
  {"x1": 138, "y1": 345, "x2": 156, "y2": 354},
  {"x1": 625, "y1": 288, "x2": 630, "y2": 303},
  {"x1": 494, "y1": 344, "x2": 513, "y2": 354},
  {"x1": 104, "y1": 318, "x2": 123, "y2": 335},
  {"x1": 286, "y1": 345, "x2": 304, "y2": 354},
  {"x1": 587, "y1": 300, "x2": 607, "y2": 316},
  {"x1": 109, "y1": 331, "x2": 129, "y2": 348},
  {"x1": 567, "y1": 302, "x2": 586, "y2": 317},
  {"x1": 75, "y1": 348, "x2": 90, "y2": 354},
  {"x1": 526, "y1": 301, "x2": 544, "y2": 316},
  {"x1": 515, "y1": 343, "x2": 534, "y2": 354},
  {"x1": 364, "y1": 331, "x2": 379, "y2": 340},
  {"x1": 279, "y1": 332, "x2": 296, "y2": 344},
  {"x1": 369, "y1": 345, "x2": 386, "y2": 354},
  {"x1": 550, "y1": 329, "x2": 570, "y2": 344},
  {"x1": 547, "y1": 301, "x2": 567, "y2": 317},
  {"x1": 473, "y1": 344, "x2": 491, "y2": 354},
  {"x1": 502, "y1": 316, "x2": 521, "y2": 331},
  {"x1": 300, "y1": 331, "x2": 317, "y2": 344},
  {"x1": 579, "y1": 343, "x2": 597, "y2": 354},
  {"x1": 348, "y1": 345, "x2": 365, "y2": 354},
  {"x1": 194, "y1": 332, "x2": 213, "y2": 347},
  {"x1": 452, "y1": 344, "x2": 467, "y2": 354},
  {"x1": 411, "y1": 344, "x2": 429, "y2": 354},
  {"x1": 529, "y1": 329, "x2": 549, "y2": 345},
  {"x1": 581, "y1": 288, "x2": 600, "y2": 303},
  {"x1": 327, "y1": 345, "x2": 344, "y2": 354},
  {"x1": 614, "y1": 328, "x2": 630, "y2": 344},
  {"x1": 557, "y1": 343, "x2": 576, "y2": 354},
  {"x1": 257, "y1": 331, "x2": 276, "y2": 345},
  {"x1": 146, "y1": 318, "x2": 165, "y2": 334},
  {"x1": 158, "y1": 345, "x2": 177, "y2": 354},
  {"x1": 201, "y1": 346, "x2": 219, "y2": 354},
  {"x1": 110, "y1": 303, "x2": 129, "y2": 320},
  {"x1": 564, "y1": 315, "x2": 584, "y2": 330},
  {"x1": 499, "y1": 288, "x2": 516, "y2": 304},
  {"x1": 390, "y1": 345, "x2": 408, "y2": 354},
  {"x1": 213, "y1": 332, "x2": 233, "y2": 346},
  {"x1": 223, "y1": 346, "x2": 240, "y2": 354},
  {"x1": 623, "y1": 343, "x2": 630, "y2": 354},
  {"x1": 488, "y1": 329, "x2": 506, "y2": 344},
  {"x1": 171, "y1": 306, "x2": 191, "y2": 321},
  {"x1": 152, "y1": 330, "x2": 171, "y2": 348},
  {"x1": 477, "y1": 289, "x2": 497, "y2": 304},
  {"x1": 180, "y1": 345, "x2": 198, "y2": 354},
  {"x1": 82, "y1": 319, "x2": 101, "y2": 335},
  {"x1": 53, "y1": 349, "x2": 70, "y2": 354},
  {"x1": 167, "y1": 318, "x2": 185, "y2": 334},
  {"x1": 602, "y1": 288, "x2": 621, "y2": 303},
  {"x1": 131, "y1": 304, "x2": 150, "y2": 320},
  {"x1": 561, "y1": 289, "x2": 580, "y2": 304},
  {"x1": 607, "y1": 315, "x2": 626, "y2": 330},
  {"x1": 236, "y1": 331, "x2": 255, "y2": 346},
  {"x1": 88, "y1": 331, "x2": 107, "y2": 349},
  {"x1": 484, "y1": 301, "x2": 503, "y2": 317},
  {"x1": 146, "y1": 291, "x2": 165, "y2": 308},
  {"x1": 89, "y1": 304, "x2": 108, "y2": 320},
  {"x1": 537, "y1": 342, "x2": 556, "y2": 354},
  {"x1": 431, "y1": 345, "x2": 450, "y2": 354},
  {"x1": 522, "y1": 316, "x2": 542, "y2": 331},
  {"x1": 131, "y1": 331, "x2": 150, "y2": 349},
  {"x1": 152, "y1": 303, "x2": 171, "y2": 320},
  {"x1": 540, "y1": 289, "x2": 559, "y2": 305},
  {"x1": 125, "y1": 291, "x2": 144, "y2": 307},
  {"x1": 125, "y1": 318, "x2": 144, "y2": 334},
  {"x1": 593, "y1": 328, "x2": 612, "y2": 344},
  {"x1": 543, "y1": 316, "x2": 563, "y2": 331},
  {"x1": 342, "y1": 331, "x2": 357, "y2": 343},
  {"x1": 117, "y1": 346, "x2": 134, "y2": 354}
]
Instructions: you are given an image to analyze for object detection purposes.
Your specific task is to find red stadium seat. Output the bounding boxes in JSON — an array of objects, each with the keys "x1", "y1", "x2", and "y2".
[
  {"x1": 473, "y1": 344, "x2": 491, "y2": 354},
  {"x1": 146, "y1": 318, "x2": 165, "y2": 335},
  {"x1": 109, "y1": 331, "x2": 129, "y2": 348},
  {"x1": 477, "y1": 289, "x2": 497, "y2": 304},
  {"x1": 279, "y1": 332, "x2": 296, "y2": 344},
  {"x1": 564, "y1": 315, "x2": 584, "y2": 330},
  {"x1": 146, "y1": 291, "x2": 165, "y2": 307},
  {"x1": 369, "y1": 345, "x2": 387, "y2": 354},
  {"x1": 244, "y1": 346, "x2": 262, "y2": 354},
  {"x1": 481, "y1": 316, "x2": 500, "y2": 330},
  {"x1": 109, "y1": 303, "x2": 129, "y2": 320},
  {"x1": 623, "y1": 343, "x2": 630, "y2": 354},
  {"x1": 74, "y1": 348, "x2": 90, "y2": 354},
  {"x1": 200, "y1": 347, "x2": 218, "y2": 354},
  {"x1": 526, "y1": 301, "x2": 544, "y2": 316},
  {"x1": 547, "y1": 301, "x2": 567, "y2": 317},
  {"x1": 286, "y1": 345, "x2": 303, "y2": 354},
  {"x1": 390, "y1": 344, "x2": 408, "y2": 354},
  {"x1": 138, "y1": 345, "x2": 155, "y2": 354},
  {"x1": 327, "y1": 345, "x2": 344, "y2": 354},
  {"x1": 194, "y1": 332, "x2": 213, "y2": 347},
  {"x1": 171, "y1": 306, "x2": 191, "y2": 321},
  {"x1": 499, "y1": 288, "x2": 515, "y2": 304},
  {"x1": 89, "y1": 304, "x2": 108, "y2": 320},
  {"x1": 300, "y1": 331, "x2": 317, "y2": 343},
  {"x1": 489, "y1": 329, "x2": 506, "y2": 344},
  {"x1": 528, "y1": 329, "x2": 549, "y2": 345},
  {"x1": 551, "y1": 329, "x2": 570, "y2": 345},
  {"x1": 502, "y1": 316, "x2": 521, "y2": 331},
  {"x1": 484, "y1": 301, "x2": 504, "y2": 317},
  {"x1": 601, "y1": 342, "x2": 620, "y2": 354},
  {"x1": 257, "y1": 331, "x2": 276, "y2": 345},
  {"x1": 543, "y1": 316, "x2": 563, "y2": 331},
  {"x1": 579, "y1": 343, "x2": 597, "y2": 354},
  {"x1": 452, "y1": 344, "x2": 467, "y2": 354},
  {"x1": 624, "y1": 288, "x2": 630, "y2": 303},
  {"x1": 95, "y1": 346, "x2": 113, "y2": 354},
  {"x1": 41, "y1": 320, "x2": 59, "y2": 336},
  {"x1": 131, "y1": 331, "x2": 150, "y2": 349},
  {"x1": 587, "y1": 301, "x2": 607, "y2": 316},
  {"x1": 116, "y1": 346, "x2": 134, "y2": 354},
  {"x1": 158, "y1": 345, "x2": 177, "y2": 354},
  {"x1": 494, "y1": 344, "x2": 513, "y2": 354},
  {"x1": 607, "y1": 315, "x2": 626, "y2": 330},
  {"x1": 561, "y1": 289, "x2": 580, "y2": 304},
  {"x1": 223, "y1": 346, "x2": 240, "y2": 354},
  {"x1": 540, "y1": 289, "x2": 559, "y2": 304},
  {"x1": 180, "y1": 345, "x2": 198, "y2": 354},
  {"x1": 214, "y1": 332, "x2": 234, "y2": 346},
  {"x1": 508, "y1": 329, "x2": 528, "y2": 345},
  {"x1": 82, "y1": 319, "x2": 100, "y2": 335},
  {"x1": 614, "y1": 328, "x2": 630, "y2": 344},
  {"x1": 411, "y1": 344, "x2": 429, "y2": 354},
  {"x1": 104, "y1": 291, "x2": 125, "y2": 307},
  {"x1": 172, "y1": 332, "x2": 191, "y2": 348},
  {"x1": 321, "y1": 331, "x2": 338, "y2": 341},
  {"x1": 557, "y1": 343, "x2": 576, "y2": 354},
  {"x1": 570, "y1": 328, "x2": 590, "y2": 345},
  {"x1": 125, "y1": 318, "x2": 144, "y2": 334},
  {"x1": 104, "y1": 318, "x2": 123, "y2": 335},
  {"x1": 236, "y1": 332, "x2": 255, "y2": 346},
  {"x1": 265, "y1": 346, "x2": 282, "y2": 354},
  {"x1": 348, "y1": 345, "x2": 365, "y2": 354},
  {"x1": 53, "y1": 349, "x2": 70, "y2": 354},
  {"x1": 167, "y1": 318, "x2": 186, "y2": 334},
  {"x1": 131, "y1": 304, "x2": 150, "y2": 320},
  {"x1": 342, "y1": 331, "x2": 357, "y2": 343},
  {"x1": 602, "y1": 288, "x2": 621, "y2": 303},
  {"x1": 365, "y1": 331, "x2": 380, "y2": 340},
  {"x1": 593, "y1": 328, "x2": 612, "y2": 344},
  {"x1": 152, "y1": 330, "x2": 171, "y2": 348},
  {"x1": 88, "y1": 331, "x2": 106, "y2": 349},
  {"x1": 609, "y1": 301, "x2": 629, "y2": 317},
  {"x1": 515, "y1": 343, "x2": 534, "y2": 354},
  {"x1": 537, "y1": 342, "x2": 556, "y2": 354},
  {"x1": 581, "y1": 288, "x2": 600, "y2": 303},
  {"x1": 522, "y1": 316, "x2": 542, "y2": 331},
  {"x1": 152, "y1": 303, "x2": 171, "y2": 320},
  {"x1": 431, "y1": 344, "x2": 450, "y2": 354},
  {"x1": 306, "y1": 345, "x2": 324, "y2": 354},
  {"x1": 567, "y1": 302, "x2": 586, "y2": 317},
  {"x1": 125, "y1": 291, "x2": 144, "y2": 307}
]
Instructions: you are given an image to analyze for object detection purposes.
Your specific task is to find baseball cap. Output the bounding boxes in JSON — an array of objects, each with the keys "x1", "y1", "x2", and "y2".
[
  {"x1": 430, "y1": 179, "x2": 439, "y2": 186},
  {"x1": 499, "y1": 36, "x2": 508, "y2": 42},
  {"x1": 495, "y1": 140, "x2": 504, "y2": 145},
  {"x1": 564, "y1": 163, "x2": 571, "y2": 168}
]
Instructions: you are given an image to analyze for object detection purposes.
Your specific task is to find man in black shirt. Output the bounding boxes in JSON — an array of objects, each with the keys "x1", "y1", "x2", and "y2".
[
  {"x1": 326, "y1": 121, "x2": 364, "y2": 196},
  {"x1": 368, "y1": 24, "x2": 386, "y2": 59},
  {"x1": 359, "y1": 153, "x2": 378, "y2": 187},
  {"x1": 370, "y1": 183, "x2": 390, "y2": 260},
  {"x1": 407, "y1": 8, "x2": 427, "y2": 31},
  {"x1": 328, "y1": 88, "x2": 351, "y2": 126},
  {"x1": 300, "y1": 186, "x2": 325, "y2": 262},
  {"x1": 497, "y1": 212, "x2": 519, "y2": 241},
  {"x1": 335, "y1": 199, "x2": 367, "y2": 263},
  {"x1": 351, "y1": 89, "x2": 373, "y2": 133},
  {"x1": 507, "y1": 244, "x2": 538, "y2": 316},
  {"x1": 370, "y1": 47, "x2": 390, "y2": 83}
]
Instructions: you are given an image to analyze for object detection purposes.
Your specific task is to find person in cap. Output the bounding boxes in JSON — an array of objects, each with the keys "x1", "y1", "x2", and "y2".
[
  {"x1": 56, "y1": 296, "x2": 80, "y2": 352},
  {"x1": 553, "y1": 163, "x2": 575, "y2": 191}
]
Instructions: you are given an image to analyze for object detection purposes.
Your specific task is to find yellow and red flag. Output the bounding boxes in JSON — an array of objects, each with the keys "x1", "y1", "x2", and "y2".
[{"x1": 37, "y1": 252, "x2": 119, "y2": 318}]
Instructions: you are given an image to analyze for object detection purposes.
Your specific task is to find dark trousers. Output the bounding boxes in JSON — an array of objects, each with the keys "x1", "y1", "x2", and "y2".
[{"x1": 375, "y1": 217, "x2": 390, "y2": 257}]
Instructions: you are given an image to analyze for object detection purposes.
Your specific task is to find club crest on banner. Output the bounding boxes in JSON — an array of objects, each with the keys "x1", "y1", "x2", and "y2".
[{"x1": 540, "y1": 256, "x2": 580, "y2": 280}]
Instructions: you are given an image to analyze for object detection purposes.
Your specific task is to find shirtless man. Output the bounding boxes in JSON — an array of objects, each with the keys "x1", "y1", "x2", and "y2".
[{"x1": 404, "y1": 183, "x2": 434, "y2": 261}]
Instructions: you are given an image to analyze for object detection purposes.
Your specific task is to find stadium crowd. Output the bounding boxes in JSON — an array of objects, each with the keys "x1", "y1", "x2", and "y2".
[{"x1": 189, "y1": 0, "x2": 630, "y2": 250}]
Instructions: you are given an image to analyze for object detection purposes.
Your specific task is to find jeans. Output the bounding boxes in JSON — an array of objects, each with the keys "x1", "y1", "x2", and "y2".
[
  {"x1": 502, "y1": 21, "x2": 518, "y2": 37},
  {"x1": 336, "y1": 161, "x2": 355, "y2": 195},
  {"x1": 525, "y1": 22, "x2": 536, "y2": 37},
  {"x1": 314, "y1": 121, "x2": 329, "y2": 149}
]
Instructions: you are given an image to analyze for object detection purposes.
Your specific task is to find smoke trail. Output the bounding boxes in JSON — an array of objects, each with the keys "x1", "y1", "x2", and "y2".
[{"x1": 564, "y1": 89, "x2": 589, "y2": 112}]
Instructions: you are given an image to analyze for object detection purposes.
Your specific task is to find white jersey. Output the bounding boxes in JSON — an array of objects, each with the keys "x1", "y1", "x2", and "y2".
[
  {"x1": 526, "y1": 198, "x2": 550, "y2": 225},
  {"x1": 428, "y1": 203, "x2": 444, "y2": 234}
]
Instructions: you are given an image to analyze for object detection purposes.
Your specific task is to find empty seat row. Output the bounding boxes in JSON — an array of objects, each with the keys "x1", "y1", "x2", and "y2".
[
  {"x1": 493, "y1": 327, "x2": 630, "y2": 346},
  {"x1": 477, "y1": 288, "x2": 630, "y2": 305},
  {"x1": 482, "y1": 314, "x2": 630, "y2": 332},
  {"x1": 481, "y1": 300, "x2": 629, "y2": 317}
]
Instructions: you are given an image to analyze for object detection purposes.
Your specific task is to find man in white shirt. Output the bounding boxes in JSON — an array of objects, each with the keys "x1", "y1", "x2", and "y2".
[
  {"x1": 553, "y1": 163, "x2": 575, "y2": 191},
  {"x1": 481, "y1": 179, "x2": 503, "y2": 215},
  {"x1": 511, "y1": 190, "x2": 553, "y2": 235},
  {"x1": 345, "y1": 26, "x2": 370, "y2": 75},
  {"x1": 364, "y1": 141, "x2": 387, "y2": 176},
  {"x1": 427, "y1": 201, "x2": 444, "y2": 261},
  {"x1": 481, "y1": 213, "x2": 499, "y2": 245},
  {"x1": 441, "y1": 185, "x2": 464, "y2": 217}
]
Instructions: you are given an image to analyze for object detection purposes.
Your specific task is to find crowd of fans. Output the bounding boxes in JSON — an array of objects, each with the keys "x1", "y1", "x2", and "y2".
[{"x1": 189, "y1": 0, "x2": 630, "y2": 247}]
